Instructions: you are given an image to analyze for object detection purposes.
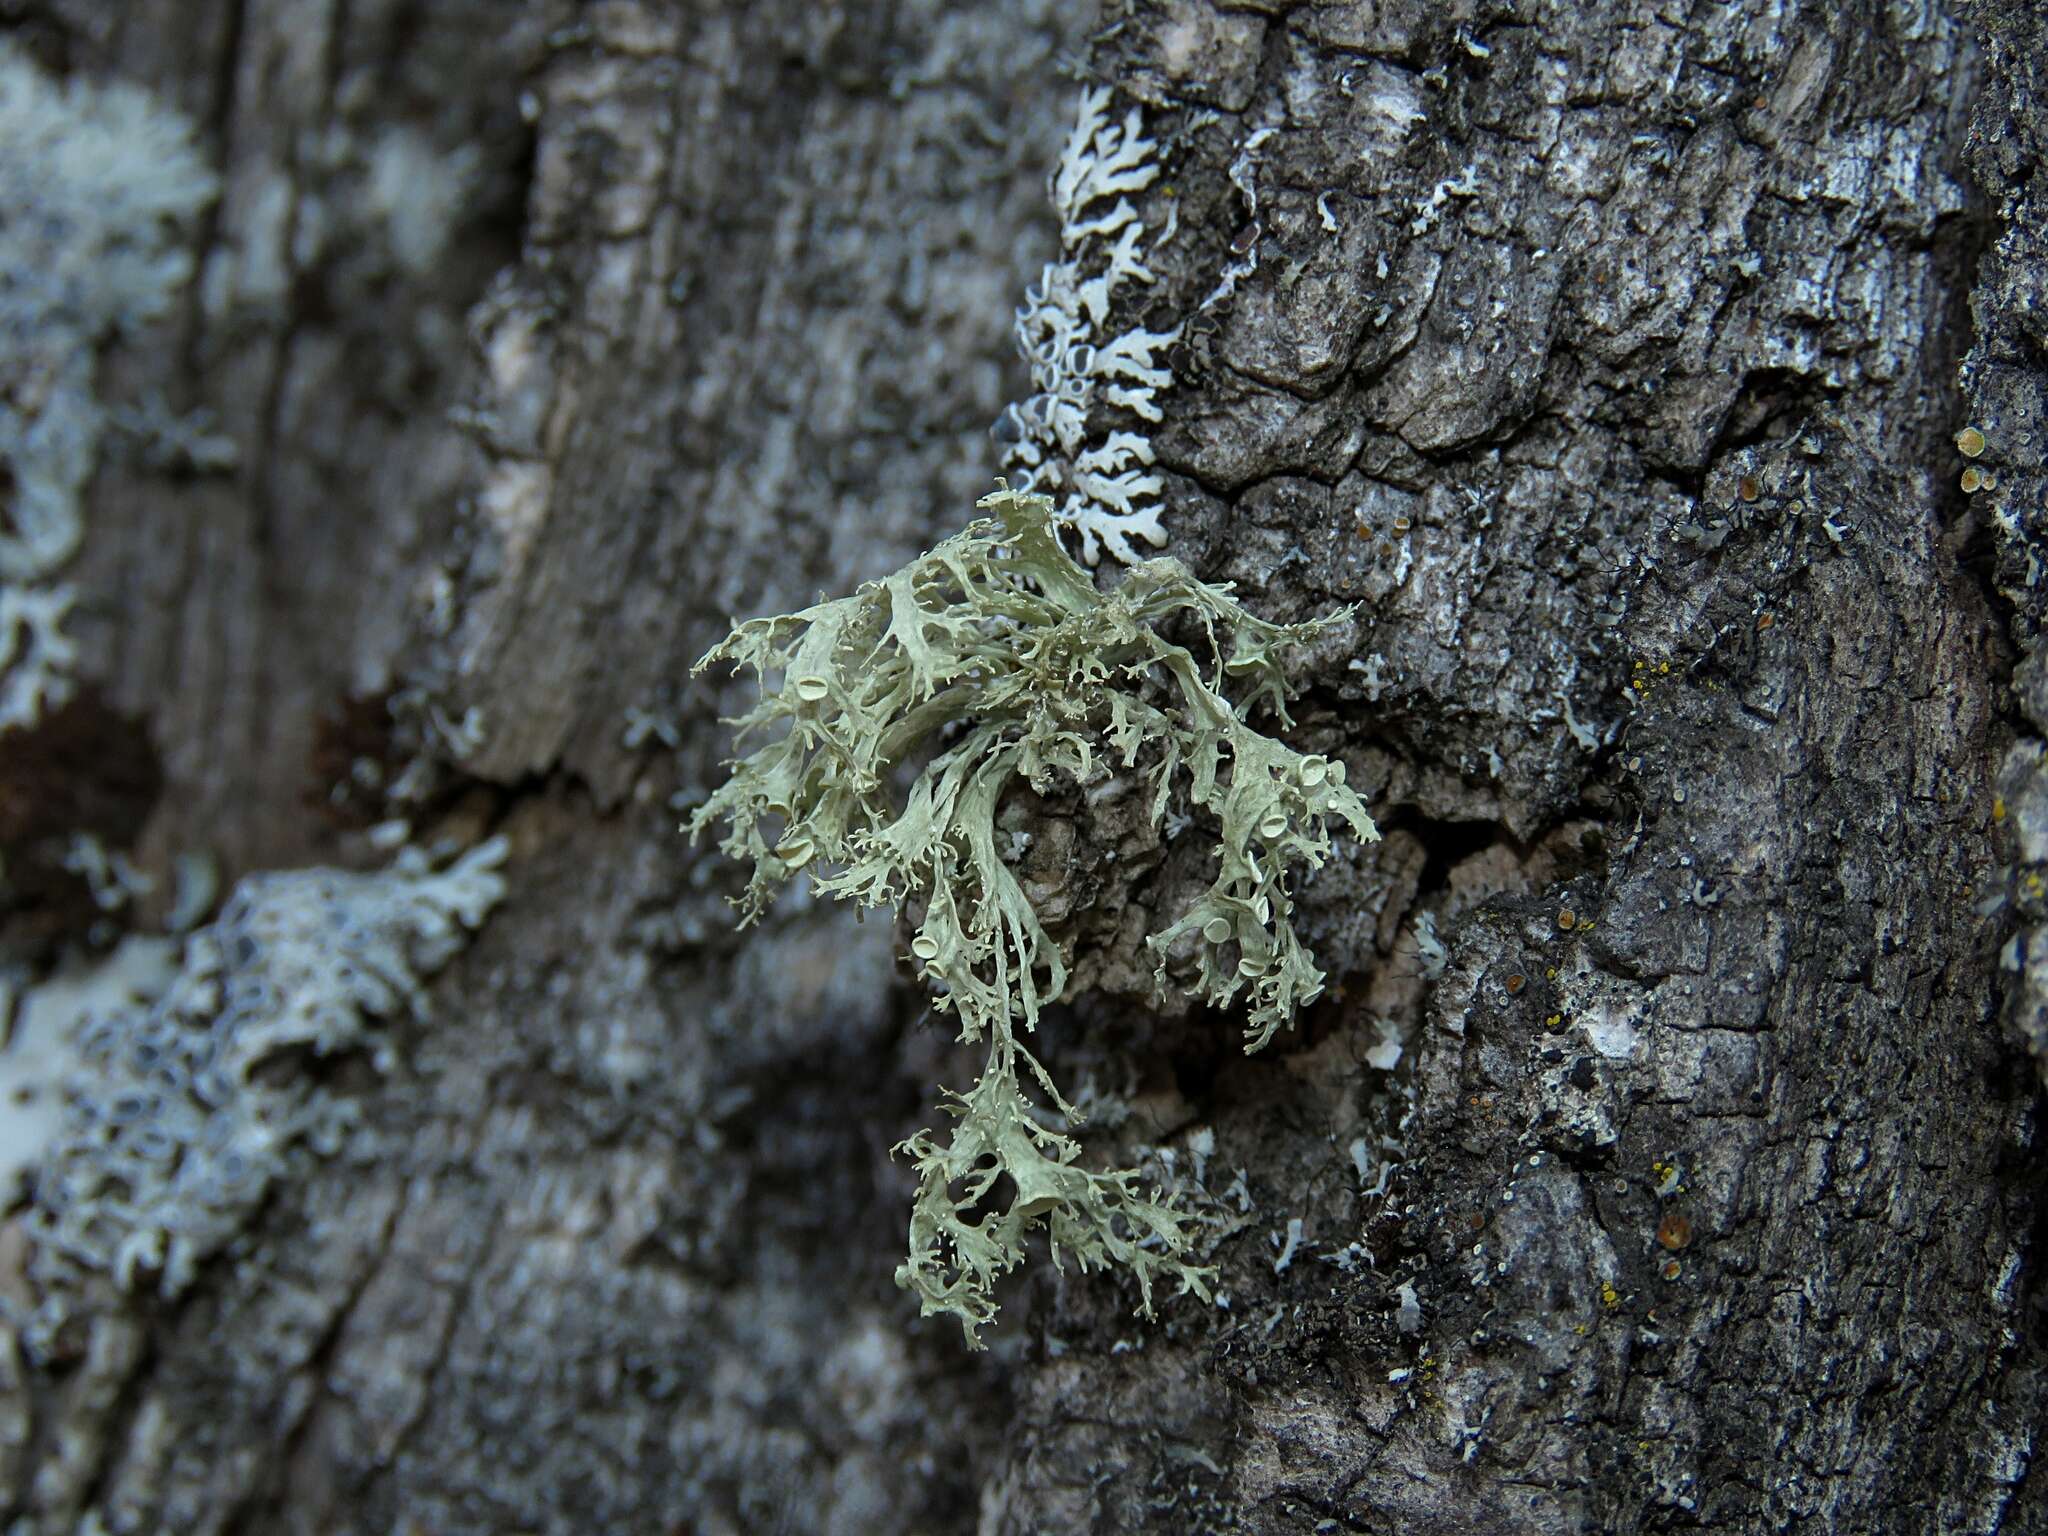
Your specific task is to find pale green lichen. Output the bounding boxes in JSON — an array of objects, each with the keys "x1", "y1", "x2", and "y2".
[{"x1": 688, "y1": 485, "x2": 1375, "y2": 1345}]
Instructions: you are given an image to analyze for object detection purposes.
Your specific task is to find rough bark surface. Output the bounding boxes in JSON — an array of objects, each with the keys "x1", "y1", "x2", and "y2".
[{"x1": 2, "y1": 1, "x2": 2045, "y2": 1533}]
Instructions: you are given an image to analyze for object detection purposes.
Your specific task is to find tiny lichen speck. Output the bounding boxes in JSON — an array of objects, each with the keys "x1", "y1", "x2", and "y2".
[{"x1": 689, "y1": 485, "x2": 1375, "y2": 1345}]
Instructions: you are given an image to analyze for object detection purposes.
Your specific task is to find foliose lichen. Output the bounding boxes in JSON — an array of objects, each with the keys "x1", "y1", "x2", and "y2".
[
  {"x1": 14, "y1": 837, "x2": 508, "y2": 1356},
  {"x1": 995, "y1": 86, "x2": 1180, "y2": 568},
  {"x1": 689, "y1": 485, "x2": 1374, "y2": 1345}
]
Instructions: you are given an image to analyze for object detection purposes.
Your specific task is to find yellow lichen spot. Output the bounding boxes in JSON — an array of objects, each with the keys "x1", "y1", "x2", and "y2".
[
  {"x1": 1574, "y1": 1322, "x2": 1589, "y2": 1336},
  {"x1": 1545, "y1": 966, "x2": 1558, "y2": 980},
  {"x1": 1599, "y1": 1281, "x2": 1620, "y2": 1310},
  {"x1": 1957, "y1": 426, "x2": 1987, "y2": 459},
  {"x1": 1544, "y1": 1012, "x2": 1563, "y2": 1029},
  {"x1": 1994, "y1": 796, "x2": 2008, "y2": 824},
  {"x1": 1657, "y1": 661, "x2": 1670, "y2": 674}
]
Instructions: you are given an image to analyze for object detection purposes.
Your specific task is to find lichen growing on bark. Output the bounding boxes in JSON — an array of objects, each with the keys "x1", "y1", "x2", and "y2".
[{"x1": 688, "y1": 484, "x2": 1375, "y2": 1343}]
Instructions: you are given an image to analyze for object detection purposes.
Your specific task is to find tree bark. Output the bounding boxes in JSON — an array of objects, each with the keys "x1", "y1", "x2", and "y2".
[{"x1": 3, "y1": 1, "x2": 2044, "y2": 1533}]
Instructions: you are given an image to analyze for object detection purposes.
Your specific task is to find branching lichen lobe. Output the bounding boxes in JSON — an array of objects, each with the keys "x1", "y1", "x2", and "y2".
[{"x1": 689, "y1": 485, "x2": 1375, "y2": 1344}]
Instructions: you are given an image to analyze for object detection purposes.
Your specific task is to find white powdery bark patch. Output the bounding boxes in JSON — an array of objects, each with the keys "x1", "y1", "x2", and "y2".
[
  {"x1": 996, "y1": 87, "x2": 1178, "y2": 567},
  {"x1": 0, "y1": 583, "x2": 80, "y2": 729},
  {"x1": 12, "y1": 838, "x2": 508, "y2": 1357},
  {"x1": 0, "y1": 42, "x2": 218, "y2": 727}
]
